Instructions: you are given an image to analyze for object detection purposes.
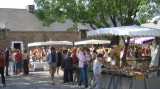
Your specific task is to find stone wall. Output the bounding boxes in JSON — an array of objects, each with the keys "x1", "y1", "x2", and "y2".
[
  {"x1": 45, "y1": 32, "x2": 79, "y2": 42},
  {"x1": 0, "y1": 30, "x2": 79, "y2": 49}
]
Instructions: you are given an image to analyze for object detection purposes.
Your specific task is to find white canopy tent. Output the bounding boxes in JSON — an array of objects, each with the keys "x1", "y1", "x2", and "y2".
[
  {"x1": 28, "y1": 42, "x2": 44, "y2": 47},
  {"x1": 28, "y1": 41, "x2": 73, "y2": 47},
  {"x1": 75, "y1": 39, "x2": 110, "y2": 45},
  {"x1": 87, "y1": 25, "x2": 160, "y2": 77},
  {"x1": 42, "y1": 41, "x2": 73, "y2": 46},
  {"x1": 87, "y1": 25, "x2": 160, "y2": 37}
]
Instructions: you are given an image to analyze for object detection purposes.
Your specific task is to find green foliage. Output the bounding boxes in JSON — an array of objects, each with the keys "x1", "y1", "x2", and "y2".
[
  {"x1": 138, "y1": 1, "x2": 160, "y2": 24},
  {"x1": 34, "y1": 0, "x2": 159, "y2": 30},
  {"x1": 67, "y1": 24, "x2": 78, "y2": 32},
  {"x1": 34, "y1": 0, "x2": 159, "y2": 65}
]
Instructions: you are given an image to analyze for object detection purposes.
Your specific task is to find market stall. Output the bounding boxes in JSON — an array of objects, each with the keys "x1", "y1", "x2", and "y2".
[
  {"x1": 28, "y1": 40, "x2": 73, "y2": 71},
  {"x1": 87, "y1": 25, "x2": 160, "y2": 89}
]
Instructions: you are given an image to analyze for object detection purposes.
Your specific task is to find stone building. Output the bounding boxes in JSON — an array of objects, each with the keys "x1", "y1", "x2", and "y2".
[{"x1": 0, "y1": 6, "x2": 93, "y2": 50}]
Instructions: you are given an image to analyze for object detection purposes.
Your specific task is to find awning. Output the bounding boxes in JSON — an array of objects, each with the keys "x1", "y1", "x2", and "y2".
[
  {"x1": 28, "y1": 42, "x2": 44, "y2": 47},
  {"x1": 28, "y1": 41, "x2": 73, "y2": 47},
  {"x1": 42, "y1": 41, "x2": 73, "y2": 45},
  {"x1": 75, "y1": 39, "x2": 110, "y2": 45},
  {"x1": 121, "y1": 37, "x2": 155, "y2": 44},
  {"x1": 87, "y1": 25, "x2": 160, "y2": 37}
]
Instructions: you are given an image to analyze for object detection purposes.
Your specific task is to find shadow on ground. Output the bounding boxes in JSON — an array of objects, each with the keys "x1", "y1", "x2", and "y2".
[{"x1": 1, "y1": 71, "x2": 79, "y2": 89}]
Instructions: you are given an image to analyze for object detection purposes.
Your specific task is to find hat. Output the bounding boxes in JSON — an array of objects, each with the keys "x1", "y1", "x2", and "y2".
[{"x1": 97, "y1": 54, "x2": 103, "y2": 57}]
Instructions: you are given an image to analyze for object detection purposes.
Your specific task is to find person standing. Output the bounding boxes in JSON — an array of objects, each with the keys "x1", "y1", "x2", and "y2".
[
  {"x1": 0, "y1": 52, "x2": 6, "y2": 87},
  {"x1": 8, "y1": 50, "x2": 14, "y2": 75},
  {"x1": 37, "y1": 48, "x2": 42, "y2": 62},
  {"x1": 93, "y1": 54, "x2": 103, "y2": 89},
  {"x1": 130, "y1": 48, "x2": 135, "y2": 57},
  {"x1": 78, "y1": 47, "x2": 91, "y2": 89},
  {"x1": 56, "y1": 49, "x2": 63, "y2": 75},
  {"x1": 71, "y1": 49, "x2": 78, "y2": 64},
  {"x1": 13, "y1": 49, "x2": 17, "y2": 74},
  {"x1": 145, "y1": 45, "x2": 151, "y2": 56},
  {"x1": 46, "y1": 47, "x2": 58, "y2": 85},
  {"x1": 62, "y1": 50, "x2": 73, "y2": 83},
  {"x1": 15, "y1": 50, "x2": 23, "y2": 75},
  {"x1": 23, "y1": 49, "x2": 29, "y2": 75},
  {"x1": 32, "y1": 52, "x2": 37, "y2": 62},
  {"x1": 5, "y1": 49, "x2": 10, "y2": 76},
  {"x1": 103, "y1": 49, "x2": 109, "y2": 62}
]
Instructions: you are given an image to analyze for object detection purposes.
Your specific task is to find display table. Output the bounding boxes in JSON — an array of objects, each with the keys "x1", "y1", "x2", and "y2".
[
  {"x1": 30, "y1": 62, "x2": 49, "y2": 71},
  {"x1": 88, "y1": 70, "x2": 160, "y2": 89},
  {"x1": 100, "y1": 71, "x2": 150, "y2": 89},
  {"x1": 73, "y1": 67, "x2": 160, "y2": 89}
]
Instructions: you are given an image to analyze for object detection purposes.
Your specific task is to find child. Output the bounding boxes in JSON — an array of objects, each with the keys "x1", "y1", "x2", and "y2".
[{"x1": 93, "y1": 54, "x2": 103, "y2": 89}]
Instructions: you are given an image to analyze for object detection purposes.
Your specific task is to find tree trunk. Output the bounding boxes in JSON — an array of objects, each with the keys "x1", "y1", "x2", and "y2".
[{"x1": 122, "y1": 36, "x2": 130, "y2": 65}]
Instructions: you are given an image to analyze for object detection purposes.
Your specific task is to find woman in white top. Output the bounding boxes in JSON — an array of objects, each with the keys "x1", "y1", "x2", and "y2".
[{"x1": 8, "y1": 50, "x2": 14, "y2": 75}]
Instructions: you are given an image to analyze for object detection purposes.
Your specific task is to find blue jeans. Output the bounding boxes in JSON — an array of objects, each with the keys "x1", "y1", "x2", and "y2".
[
  {"x1": 78, "y1": 64, "x2": 89, "y2": 88},
  {"x1": 14, "y1": 62, "x2": 17, "y2": 74},
  {"x1": 5, "y1": 62, "x2": 9, "y2": 75}
]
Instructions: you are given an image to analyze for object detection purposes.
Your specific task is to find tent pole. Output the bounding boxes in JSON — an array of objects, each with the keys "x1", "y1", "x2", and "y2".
[
  {"x1": 134, "y1": 38, "x2": 135, "y2": 50},
  {"x1": 73, "y1": 42, "x2": 75, "y2": 48}
]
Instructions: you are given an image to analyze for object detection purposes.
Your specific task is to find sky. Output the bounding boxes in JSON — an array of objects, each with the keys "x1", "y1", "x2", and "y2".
[{"x1": 0, "y1": 0, "x2": 36, "y2": 9}]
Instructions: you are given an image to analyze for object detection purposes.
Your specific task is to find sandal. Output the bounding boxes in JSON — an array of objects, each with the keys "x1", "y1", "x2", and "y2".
[
  {"x1": 51, "y1": 81, "x2": 55, "y2": 85},
  {"x1": 51, "y1": 83, "x2": 55, "y2": 85},
  {"x1": 3, "y1": 83, "x2": 6, "y2": 87}
]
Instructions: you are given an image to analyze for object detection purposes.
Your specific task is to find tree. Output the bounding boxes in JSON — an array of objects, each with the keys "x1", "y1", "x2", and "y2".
[{"x1": 34, "y1": 0, "x2": 159, "y2": 65}]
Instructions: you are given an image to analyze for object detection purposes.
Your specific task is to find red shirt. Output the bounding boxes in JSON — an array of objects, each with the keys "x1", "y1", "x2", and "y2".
[
  {"x1": 15, "y1": 52, "x2": 22, "y2": 62},
  {"x1": 71, "y1": 53, "x2": 78, "y2": 64},
  {"x1": 0, "y1": 56, "x2": 5, "y2": 67},
  {"x1": 145, "y1": 49, "x2": 149, "y2": 55}
]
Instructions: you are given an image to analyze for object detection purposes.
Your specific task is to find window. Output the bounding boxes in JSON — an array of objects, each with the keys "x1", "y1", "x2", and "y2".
[{"x1": 0, "y1": 30, "x2": 5, "y2": 39}]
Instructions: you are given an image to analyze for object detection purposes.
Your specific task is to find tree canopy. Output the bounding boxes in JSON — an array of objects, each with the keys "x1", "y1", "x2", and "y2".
[
  {"x1": 34, "y1": 0, "x2": 160, "y2": 65},
  {"x1": 34, "y1": 0, "x2": 159, "y2": 29}
]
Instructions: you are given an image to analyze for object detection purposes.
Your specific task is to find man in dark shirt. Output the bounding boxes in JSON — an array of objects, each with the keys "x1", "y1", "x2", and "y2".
[{"x1": 52, "y1": 53, "x2": 56, "y2": 62}]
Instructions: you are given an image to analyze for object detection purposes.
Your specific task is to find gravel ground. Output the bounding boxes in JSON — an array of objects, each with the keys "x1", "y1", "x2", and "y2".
[{"x1": 0, "y1": 70, "x2": 82, "y2": 89}]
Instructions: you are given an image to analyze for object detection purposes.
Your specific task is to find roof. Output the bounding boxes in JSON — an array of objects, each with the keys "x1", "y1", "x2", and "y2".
[
  {"x1": 44, "y1": 19, "x2": 74, "y2": 32},
  {"x1": 0, "y1": 8, "x2": 94, "y2": 32},
  {"x1": 0, "y1": 8, "x2": 121, "y2": 32},
  {"x1": 141, "y1": 21, "x2": 160, "y2": 29},
  {"x1": 0, "y1": 8, "x2": 44, "y2": 32},
  {"x1": 0, "y1": 22, "x2": 6, "y2": 29},
  {"x1": 44, "y1": 20, "x2": 94, "y2": 32}
]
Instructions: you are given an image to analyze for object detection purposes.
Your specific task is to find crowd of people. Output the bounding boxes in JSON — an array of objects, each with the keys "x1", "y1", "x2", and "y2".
[
  {"x1": 29, "y1": 47, "x2": 48, "y2": 62},
  {"x1": 44, "y1": 44, "x2": 152, "y2": 89},
  {"x1": 44, "y1": 46, "x2": 109, "y2": 89},
  {"x1": 0, "y1": 45, "x2": 106, "y2": 88},
  {"x1": 0, "y1": 48, "x2": 30, "y2": 87},
  {"x1": 0, "y1": 43, "x2": 152, "y2": 89},
  {"x1": 120, "y1": 44, "x2": 151, "y2": 58}
]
